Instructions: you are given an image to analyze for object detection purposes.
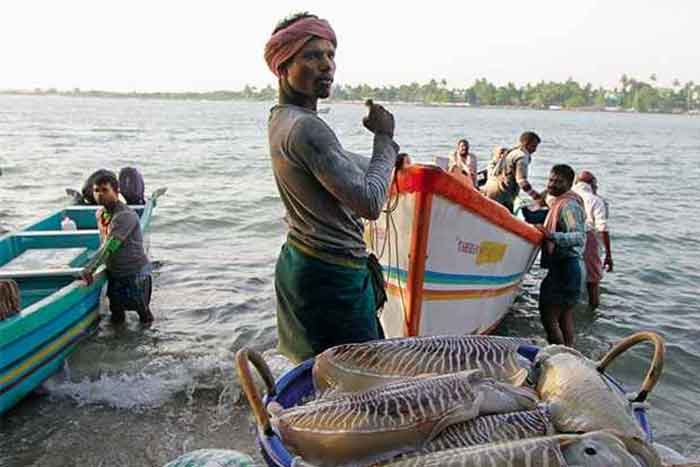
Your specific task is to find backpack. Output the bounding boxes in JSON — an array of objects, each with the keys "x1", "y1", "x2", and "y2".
[{"x1": 118, "y1": 167, "x2": 146, "y2": 205}]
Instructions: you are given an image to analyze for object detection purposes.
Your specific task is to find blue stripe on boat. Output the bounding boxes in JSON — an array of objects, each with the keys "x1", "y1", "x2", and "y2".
[{"x1": 384, "y1": 266, "x2": 523, "y2": 286}]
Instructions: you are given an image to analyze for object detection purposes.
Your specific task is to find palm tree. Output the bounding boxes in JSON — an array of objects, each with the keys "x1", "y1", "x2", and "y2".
[
  {"x1": 671, "y1": 79, "x2": 682, "y2": 108},
  {"x1": 620, "y1": 74, "x2": 629, "y2": 91},
  {"x1": 620, "y1": 74, "x2": 629, "y2": 104},
  {"x1": 686, "y1": 81, "x2": 695, "y2": 112}
]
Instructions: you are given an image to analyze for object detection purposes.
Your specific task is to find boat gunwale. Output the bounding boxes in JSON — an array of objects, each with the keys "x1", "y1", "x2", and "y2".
[{"x1": 391, "y1": 165, "x2": 544, "y2": 245}]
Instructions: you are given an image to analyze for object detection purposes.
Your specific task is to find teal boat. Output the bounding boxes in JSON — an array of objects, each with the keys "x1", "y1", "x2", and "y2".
[{"x1": 0, "y1": 188, "x2": 165, "y2": 415}]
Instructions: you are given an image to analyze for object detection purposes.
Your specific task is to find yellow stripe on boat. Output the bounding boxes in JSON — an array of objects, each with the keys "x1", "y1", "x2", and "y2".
[{"x1": 0, "y1": 312, "x2": 98, "y2": 386}]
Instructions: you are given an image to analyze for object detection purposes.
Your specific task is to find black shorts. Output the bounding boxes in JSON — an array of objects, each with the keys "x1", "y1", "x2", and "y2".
[
  {"x1": 539, "y1": 257, "x2": 583, "y2": 307},
  {"x1": 107, "y1": 270, "x2": 152, "y2": 311}
]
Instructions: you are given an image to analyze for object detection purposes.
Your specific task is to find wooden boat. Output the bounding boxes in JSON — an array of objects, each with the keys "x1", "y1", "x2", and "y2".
[
  {"x1": 0, "y1": 189, "x2": 165, "y2": 415},
  {"x1": 365, "y1": 165, "x2": 543, "y2": 337}
]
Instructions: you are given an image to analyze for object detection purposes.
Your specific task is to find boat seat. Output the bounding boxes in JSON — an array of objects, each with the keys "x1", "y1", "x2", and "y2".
[
  {"x1": 0, "y1": 268, "x2": 84, "y2": 280},
  {"x1": 12, "y1": 230, "x2": 99, "y2": 236},
  {"x1": 0, "y1": 247, "x2": 89, "y2": 280}
]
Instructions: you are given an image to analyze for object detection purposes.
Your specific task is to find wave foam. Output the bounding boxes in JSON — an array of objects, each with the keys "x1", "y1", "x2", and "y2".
[
  {"x1": 45, "y1": 354, "x2": 236, "y2": 410},
  {"x1": 44, "y1": 348, "x2": 296, "y2": 412}
]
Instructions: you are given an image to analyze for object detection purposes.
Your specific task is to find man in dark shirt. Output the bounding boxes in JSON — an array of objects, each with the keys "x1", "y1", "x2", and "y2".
[
  {"x1": 265, "y1": 12, "x2": 400, "y2": 362},
  {"x1": 484, "y1": 132, "x2": 543, "y2": 212},
  {"x1": 81, "y1": 171, "x2": 153, "y2": 324}
]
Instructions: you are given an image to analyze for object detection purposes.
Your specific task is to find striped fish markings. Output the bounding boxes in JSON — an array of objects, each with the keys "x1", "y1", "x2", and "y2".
[
  {"x1": 421, "y1": 407, "x2": 555, "y2": 454},
  {"x1": 533, "y1": 346, "x2": 647, "y2": 438},
  {"x1": 270, "y1": 370, "x2": 538, "y2": 467},
  {"x1": 377, "y1": 431, "x2": 662, "y2": 467},
  {"x1": 313, "y1": 335, "x2": 534, "y2": 393}
]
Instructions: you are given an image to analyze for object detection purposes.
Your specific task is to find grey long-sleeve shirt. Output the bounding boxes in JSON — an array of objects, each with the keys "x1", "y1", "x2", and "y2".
[{"x1": 268, "y1": 105, "x2": 399, "y2": 258}]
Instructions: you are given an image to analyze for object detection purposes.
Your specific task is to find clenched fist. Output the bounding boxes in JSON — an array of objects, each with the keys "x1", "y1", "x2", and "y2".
[{"x1": 363, "y1": 99, "x2": 395, "y2": 138}]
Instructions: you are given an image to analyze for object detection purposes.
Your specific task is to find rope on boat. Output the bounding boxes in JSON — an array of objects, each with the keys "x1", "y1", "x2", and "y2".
[
  {"x1": 596, "y1": 331, "x2": 665, "y2": 403},
  {"x1": 368, "y1": 172, "x2": 408, "y2": 321},
  {"x1": 235, "y1": 348, "x2": 277, "y2": 435}
]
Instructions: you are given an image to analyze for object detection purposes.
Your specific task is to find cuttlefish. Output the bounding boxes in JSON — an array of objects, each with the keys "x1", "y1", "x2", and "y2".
[
  {"x1": 270, "y1": 370, "x2": 537, "y2": 467},
  {"x1": 421, "y1": 406, "x2": 555, "y2": 454},
  {"x1": 313, "y1": 335, "x2": 534, "y2": 394},
  {"x1": 532, "y1": 346, "x2": 647, "y2": 438},
  {"x1": 377, "y1": 431, "x2": 661, "y2": 467}
]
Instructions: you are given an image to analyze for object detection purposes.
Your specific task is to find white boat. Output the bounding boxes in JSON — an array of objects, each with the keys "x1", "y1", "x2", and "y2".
[{"x1": 366, "y1": 165, "x2": 543, "y2": 337}]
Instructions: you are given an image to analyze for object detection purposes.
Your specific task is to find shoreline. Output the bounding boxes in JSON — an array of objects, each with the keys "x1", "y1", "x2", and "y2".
[{"x1": 1, "y1": 91, "x2": 697, "y2": 116}]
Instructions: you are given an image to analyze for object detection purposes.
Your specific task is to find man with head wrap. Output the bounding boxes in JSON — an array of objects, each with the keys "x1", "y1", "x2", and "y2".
[
  {"x1": 265, "y1": 13, "x2": 402, "y2": 363},
  {"x1": 573, "y1": 170, "x2": 613, "y2": 309}
]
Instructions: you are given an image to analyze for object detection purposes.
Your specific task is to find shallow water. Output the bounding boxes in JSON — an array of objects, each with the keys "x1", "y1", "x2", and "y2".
[{"x1": 1, "y1": 96, "x2": 698, "y2": 466}]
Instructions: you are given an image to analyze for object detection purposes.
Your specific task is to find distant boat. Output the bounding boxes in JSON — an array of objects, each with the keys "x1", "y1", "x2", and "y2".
[
  {"x1": 317, "y1": 107, "x2": 331, "y2": 114},
  {"x1": 365, "y1": 165, "x2": 543, "y2": 337},
  {"x1": 0, "y1": 189, "x2": 165, "y2": 415}
]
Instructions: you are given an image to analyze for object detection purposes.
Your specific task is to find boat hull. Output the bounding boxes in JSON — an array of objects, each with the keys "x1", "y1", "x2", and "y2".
[
  {"x1": 0, "y1": 278, "x2": 103, "y2": 414},
  {"x1": 367, "y1": 165, "x2": 543, "y2": 337}
]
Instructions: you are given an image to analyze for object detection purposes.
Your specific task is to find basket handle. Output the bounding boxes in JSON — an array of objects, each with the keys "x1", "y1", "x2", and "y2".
[
  {"x1": 235, "y1": 348, "x2": 277, "y2": 435},
  {"x1": 596, "y1": 331, "x2": 665, "y2": 403}
]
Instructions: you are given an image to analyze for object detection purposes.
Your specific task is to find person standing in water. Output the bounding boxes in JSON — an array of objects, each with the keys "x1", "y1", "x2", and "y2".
[
  {"x1": 80, "y1": 171, "x2": 153, "y2": 325},
  {"x1": 265, "y1": 12, "x2": 401, "y2": 363},
  {"x1": 448, "y1": 138, "x2": 478, "y2": 186},
  {"x1": 573, "y1": 170, "x2": 613, "y2": 309},
  {"x1": 536, "y1": 164, "x2": 586, "y2": 347}
]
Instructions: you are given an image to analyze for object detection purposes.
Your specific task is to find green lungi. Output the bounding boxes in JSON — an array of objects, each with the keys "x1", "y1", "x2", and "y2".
[{"x1": 275, "y1": 240, "x2": 384, "y2": 363}]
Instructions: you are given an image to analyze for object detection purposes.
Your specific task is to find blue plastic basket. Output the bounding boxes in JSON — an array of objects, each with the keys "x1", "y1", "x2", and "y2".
[{"x1": 257, "y1": 345, "x2": 653, "y2": 467}]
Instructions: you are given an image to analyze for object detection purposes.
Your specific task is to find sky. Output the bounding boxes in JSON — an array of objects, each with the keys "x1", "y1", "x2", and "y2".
[{"x1": 1, "y1": 0, "x2": 697, "y2": 92}]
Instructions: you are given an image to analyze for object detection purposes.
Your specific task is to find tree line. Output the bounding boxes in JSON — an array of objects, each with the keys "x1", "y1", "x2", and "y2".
[
  {"x1": 329, "y1": 75, "x2": 699, "y2": 113},
  {"x1": 4, "y1": 75, "x2": 698, "y2": 113}
]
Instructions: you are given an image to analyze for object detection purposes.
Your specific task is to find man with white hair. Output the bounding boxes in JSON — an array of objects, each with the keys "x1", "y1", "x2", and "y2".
[{"x1": 573, "y1": 170, "x2": 613, "y2": 309}]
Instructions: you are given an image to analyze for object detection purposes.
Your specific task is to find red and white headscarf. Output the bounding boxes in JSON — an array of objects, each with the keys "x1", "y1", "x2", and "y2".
[
  {"x1": 543, "y1": 191, "x2": 584, "y2": 254},
  {"x1": 264, "y1": 16, "x2": 337, "y2": 77}
]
